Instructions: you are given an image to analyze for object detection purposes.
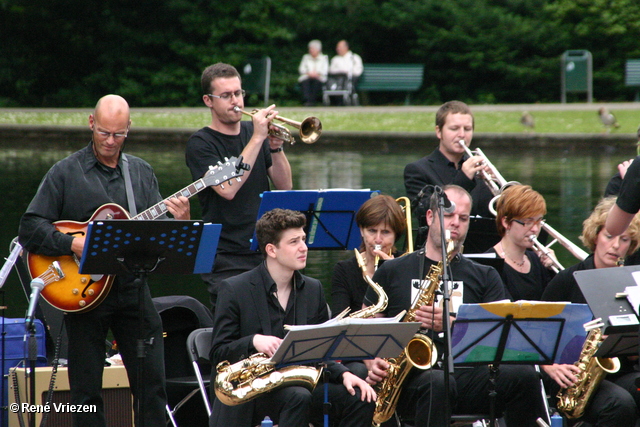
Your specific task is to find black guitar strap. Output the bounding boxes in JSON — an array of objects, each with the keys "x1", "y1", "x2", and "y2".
[{"x1": 121, "y1": 154, "x2": 137, "y2": 216}]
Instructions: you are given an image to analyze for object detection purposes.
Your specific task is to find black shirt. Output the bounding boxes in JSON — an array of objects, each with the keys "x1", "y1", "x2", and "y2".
[
  {"x1": 19, "y1": 142, "x2": 163, "y2": 256},
  {"x1": 404, "y1": 148, "x2": 494, "y2": 218},
  {"x1": 485, "y1": 247, "x2": 554, "y2": 301},
  {"x1": 364, "y1": 249, "x2": 507, "y2": 318},
  {"x1": 185, "y1": 122, "x2": 272, "y2": 254}
]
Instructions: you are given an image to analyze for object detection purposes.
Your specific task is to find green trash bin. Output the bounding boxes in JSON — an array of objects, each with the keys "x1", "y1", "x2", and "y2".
[
  {"x1": 561, "y1": 50, "x2": 592, "y2": 103},
  {"x1": 241, "y1": 57, "x2": 271, "y2": 107}
]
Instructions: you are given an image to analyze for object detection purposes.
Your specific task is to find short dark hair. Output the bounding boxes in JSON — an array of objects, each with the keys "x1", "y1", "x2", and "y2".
[
  {"x1": 201, "y1": 63, "x2": 241, "y2": 95},
  {"x1": 435, "y1": 100, "x2": 474, "y2": 130},
  {"x1": 256, "y1": 209, "x2": 306, "y2": 256},
  {"x1": 356, "y1": 194, "x2": 406, "y2": 251}
]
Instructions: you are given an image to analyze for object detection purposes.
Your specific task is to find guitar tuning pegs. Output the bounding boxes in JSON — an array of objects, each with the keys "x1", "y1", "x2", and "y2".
[
  {"x1": 217, "y1": 161, "x2": 223, "y2": 166},
  {"x1": 236, "y1": 177, "x2": 242, "y2": 183},
  {"x1": 220, "y1": 184, "x2": 225, "y2": 189},
  {"x1": 208, "y1": 165, "x2": 215, "y2": 170},
  {"x1": 224, "y1": 157, "x2": 229, "y2": 162}
]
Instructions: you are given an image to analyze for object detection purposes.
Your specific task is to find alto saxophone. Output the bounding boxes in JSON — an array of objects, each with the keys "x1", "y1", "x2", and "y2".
[
  {"x1": 556, "y1": 327, "x2": 620, "y2": 419},
  {"x1": 347, "y1": 249, "x2": 388, "y2": 319},
  {"x1": 373, "y1": 240, "x2": 456, "y2": 425}
]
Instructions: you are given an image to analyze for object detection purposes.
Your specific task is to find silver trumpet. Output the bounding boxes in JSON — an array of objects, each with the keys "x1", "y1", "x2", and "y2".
[{"x1": 457, "y1": 139, "x2": 589, "y2": 267}]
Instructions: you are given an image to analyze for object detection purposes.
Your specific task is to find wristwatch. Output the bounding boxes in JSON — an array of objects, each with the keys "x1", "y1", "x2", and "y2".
[{"x1": 270, "y1": 147, "x2": 283, "y2": 153}]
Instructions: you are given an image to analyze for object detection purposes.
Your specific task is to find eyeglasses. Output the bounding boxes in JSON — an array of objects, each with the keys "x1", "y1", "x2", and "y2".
[
  {"x1": 208, "y1": 90, "x2": 246, "y2": 100},
  {"x1": 512, "y1": 218, "x2": 544, "y2": 228},
  {"x1": 93, "y1": 125, "x2": 128, "y2": 141}
]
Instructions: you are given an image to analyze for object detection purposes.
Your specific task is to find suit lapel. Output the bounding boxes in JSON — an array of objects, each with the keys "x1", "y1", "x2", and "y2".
[{"x1": 249, "y1": 270, "x2": 273, "y2": 335}]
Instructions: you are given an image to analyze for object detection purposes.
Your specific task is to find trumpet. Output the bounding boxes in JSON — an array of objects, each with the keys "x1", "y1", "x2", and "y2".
[
  {"x1": 233, "y1": 106, "x2": 322, "y2": 144},
  {"x1": 457, "y1": 139, "x2": 589, "y2": 266}
]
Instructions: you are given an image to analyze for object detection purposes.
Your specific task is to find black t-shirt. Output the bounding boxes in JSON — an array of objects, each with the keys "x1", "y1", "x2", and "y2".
[
  {"x1": 331, "y1": 252, "x2": 401, "y2": 316},
  {"x1": 185, "y1": 122, "x2": 272, "y2": 254},
  {"x1": 485, "y1": 248, "x2": 554, "y2": 301},
  {"x1": 540, "y1": 255, "x2": 595, "y2": 304},
  {"x1": 364, "y1": 249, "x2": 507, "y2": 318}
]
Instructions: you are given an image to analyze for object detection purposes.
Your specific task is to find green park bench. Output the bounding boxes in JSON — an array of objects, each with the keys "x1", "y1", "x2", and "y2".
[{"x1": 357, "y1": 63, "x2": 425, "y2": 105}]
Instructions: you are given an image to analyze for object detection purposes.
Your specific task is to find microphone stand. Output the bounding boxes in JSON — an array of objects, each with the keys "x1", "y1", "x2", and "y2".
[
  {"x1": 25, "y1": 277, "x2": 44, "y2": 427},
  {"x1": 435, "y1": 187, "x2": 454, "y2": 424}
]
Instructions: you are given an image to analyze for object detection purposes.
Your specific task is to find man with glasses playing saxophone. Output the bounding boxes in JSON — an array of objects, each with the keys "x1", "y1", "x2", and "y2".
[
  {"x1": 186, "y1": 62, "x2": 293, "y2": 314},
  {"x1": 209, "y1": 208, "x2": 376, "y2": 427},
  {"x1": 363, "y1": 185, "x2": 547, "y2": 427}
]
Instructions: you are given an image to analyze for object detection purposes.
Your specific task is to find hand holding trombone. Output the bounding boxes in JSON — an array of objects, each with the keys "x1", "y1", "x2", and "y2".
[{"x1": 457, "y1": 139, "x2": 589, "y2": 268}]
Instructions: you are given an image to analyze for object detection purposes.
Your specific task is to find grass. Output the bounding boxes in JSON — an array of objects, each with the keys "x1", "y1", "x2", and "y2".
[{"x1": 1, "y1": 107, "x2": 640, "y2": 134}]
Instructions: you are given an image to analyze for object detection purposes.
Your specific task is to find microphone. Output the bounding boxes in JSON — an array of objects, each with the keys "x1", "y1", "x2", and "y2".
[
  {"x1": 435, "y1": 186, "x2": 456, "y2": 214},
  {"x1": 25, "y1": 277, "x2": 45, "y2": 329}
]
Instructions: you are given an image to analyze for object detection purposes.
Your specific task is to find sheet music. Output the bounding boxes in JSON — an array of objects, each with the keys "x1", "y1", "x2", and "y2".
[
  {"x1": 285, "y1": 311, "x2": 405, "y2": 331},
  {"x1": 624, "y1": 284, "x2": 640, "y2": 316}
]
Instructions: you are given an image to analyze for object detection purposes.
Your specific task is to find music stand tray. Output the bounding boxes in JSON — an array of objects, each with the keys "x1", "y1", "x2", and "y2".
[
  {"x1": 79, "y1": 220, "x2": 221, "y2": 276},
  {"x1": 250, "y1": 189, "x2": 379, "y2": 251},
  {"x1": 451, "y1": 301, "x2": 593, "y2": 366}
]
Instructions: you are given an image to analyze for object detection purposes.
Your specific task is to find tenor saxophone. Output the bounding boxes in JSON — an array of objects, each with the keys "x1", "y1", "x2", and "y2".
[
  {"x1": 556, "y1": 327, "x2": 620, "y2": 419},
  {"x1": 372, "y1": 240, "x2": 455, "y2": 425},
  {"x1": 214, "y1": 353, "x2": 322, "y2": 406}
]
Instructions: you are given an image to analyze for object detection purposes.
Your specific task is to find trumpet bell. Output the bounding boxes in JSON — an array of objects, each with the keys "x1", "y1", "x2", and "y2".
[{"x1": 299, "y1": 117, "x2": 322, "y2": 144}]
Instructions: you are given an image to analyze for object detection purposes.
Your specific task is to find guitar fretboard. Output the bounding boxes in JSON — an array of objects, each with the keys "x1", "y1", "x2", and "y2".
[{"x1": 132, "y1": 178, "x2": 207, "y2": 221}]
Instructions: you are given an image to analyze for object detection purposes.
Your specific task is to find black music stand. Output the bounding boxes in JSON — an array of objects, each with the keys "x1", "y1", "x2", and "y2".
[
  {"x1": 575, "y1": 265, "x2": 640, "y2": 334},
  {"x1": 79, "y1": 219, "x2": 220, "y2": 427},
  {"x1": 271, "y1": 315, "x2": 420, "y2": 427},
  {"x1": 249, "y1": 189, "x2": 379, "y2": 251},
  {"x1": 451, "y1": 301, "x2": 593, "y2": 427}
]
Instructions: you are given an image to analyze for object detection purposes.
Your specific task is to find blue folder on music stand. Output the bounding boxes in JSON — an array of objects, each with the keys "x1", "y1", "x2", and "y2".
[
  {"x1": 250, "y1": 189, "x2": 379, "y2": 251},
  {"x1": 451, "y1": 301, "x2": 593, "y2": 366},
  {"x1": 79, "y1": 220, "x2": 221, "y2": 275}
]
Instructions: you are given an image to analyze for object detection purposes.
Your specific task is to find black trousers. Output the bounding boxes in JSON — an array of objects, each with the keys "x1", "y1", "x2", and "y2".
[
  {"x1": 544, "y1": 373, "x2": 637, "y2": 427},
  {"x1": 397, "y1": 365, "x2": 546, "y2": 427},
  {"x1": 64, "y1": 277, "x2": 167, "y2": 427},
  {"x1": 250, "y1": 383, "x2": 375, "y2": 427},
  {"x1": 300, "y1": 78, "x2": 323, "y2": 105}
]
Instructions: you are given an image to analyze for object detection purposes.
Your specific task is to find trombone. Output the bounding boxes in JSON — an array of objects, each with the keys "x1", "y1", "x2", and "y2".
[
  {"x1": 457, "y1": 140, "x2": 589, "y2": 267},
  {"x1": 233, "y1": 106, "x2": 322, "y2": 144}
]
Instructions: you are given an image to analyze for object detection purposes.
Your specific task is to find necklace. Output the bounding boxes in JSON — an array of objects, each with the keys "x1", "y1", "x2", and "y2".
[{"x1": 499, "y1": 242, "x2": 525, "y2": 267}]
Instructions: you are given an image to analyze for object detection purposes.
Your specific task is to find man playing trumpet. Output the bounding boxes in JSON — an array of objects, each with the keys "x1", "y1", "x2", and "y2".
[
  {"x1": 185, "y1": 62, "x2": 293, "y2": 314},
  {"x1": 404, "y1": 100, "x2": 495, "y2": 219}
]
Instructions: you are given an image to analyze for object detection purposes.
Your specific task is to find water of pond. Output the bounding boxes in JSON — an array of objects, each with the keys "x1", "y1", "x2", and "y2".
[{"x1": 0, "y1": 139, "x2": 633, "y2": 318}]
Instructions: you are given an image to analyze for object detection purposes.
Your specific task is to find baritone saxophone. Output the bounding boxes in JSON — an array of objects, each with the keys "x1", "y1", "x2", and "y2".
[
  {"x1": 372, "y1": 240, "x2": 455, "y2": 425},
  {"x1": 556, "y1": 327, "x2": 620, "y2": 419}
]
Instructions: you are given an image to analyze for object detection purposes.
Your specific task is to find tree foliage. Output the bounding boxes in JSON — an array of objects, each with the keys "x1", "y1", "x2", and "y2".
[{"x1": 1, "y1": 0, "x2": 639, "y2": 107}]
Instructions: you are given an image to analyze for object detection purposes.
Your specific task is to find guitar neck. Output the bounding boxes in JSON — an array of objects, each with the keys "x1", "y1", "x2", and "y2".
[{"x1": 132, "y1": 178, "x2": 207, "y2": 221}]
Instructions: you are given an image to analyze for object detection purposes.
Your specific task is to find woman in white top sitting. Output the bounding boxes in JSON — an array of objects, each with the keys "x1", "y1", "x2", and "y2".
[{"x1": 298, "y1": 39, "x2": 328, "y2": 106}]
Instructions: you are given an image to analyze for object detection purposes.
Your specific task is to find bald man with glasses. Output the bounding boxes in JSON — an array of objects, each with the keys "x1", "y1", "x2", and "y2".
[
  {"x1": 19, "y1": 94, "x2": 190, "y2": 427},
  {"x1": 185, "y1": 62, "x2": 293, "y2": 314}
]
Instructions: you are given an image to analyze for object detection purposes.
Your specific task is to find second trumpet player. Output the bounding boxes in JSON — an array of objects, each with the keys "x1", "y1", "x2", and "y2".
[{"x1": 186, "y1": 62, "x2": 294, "y2": 314}]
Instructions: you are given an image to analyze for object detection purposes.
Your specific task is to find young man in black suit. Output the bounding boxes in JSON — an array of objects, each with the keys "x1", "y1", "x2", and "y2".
[{"x1": 209, "y1": 208, "x2": 376, "y2": 427}]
